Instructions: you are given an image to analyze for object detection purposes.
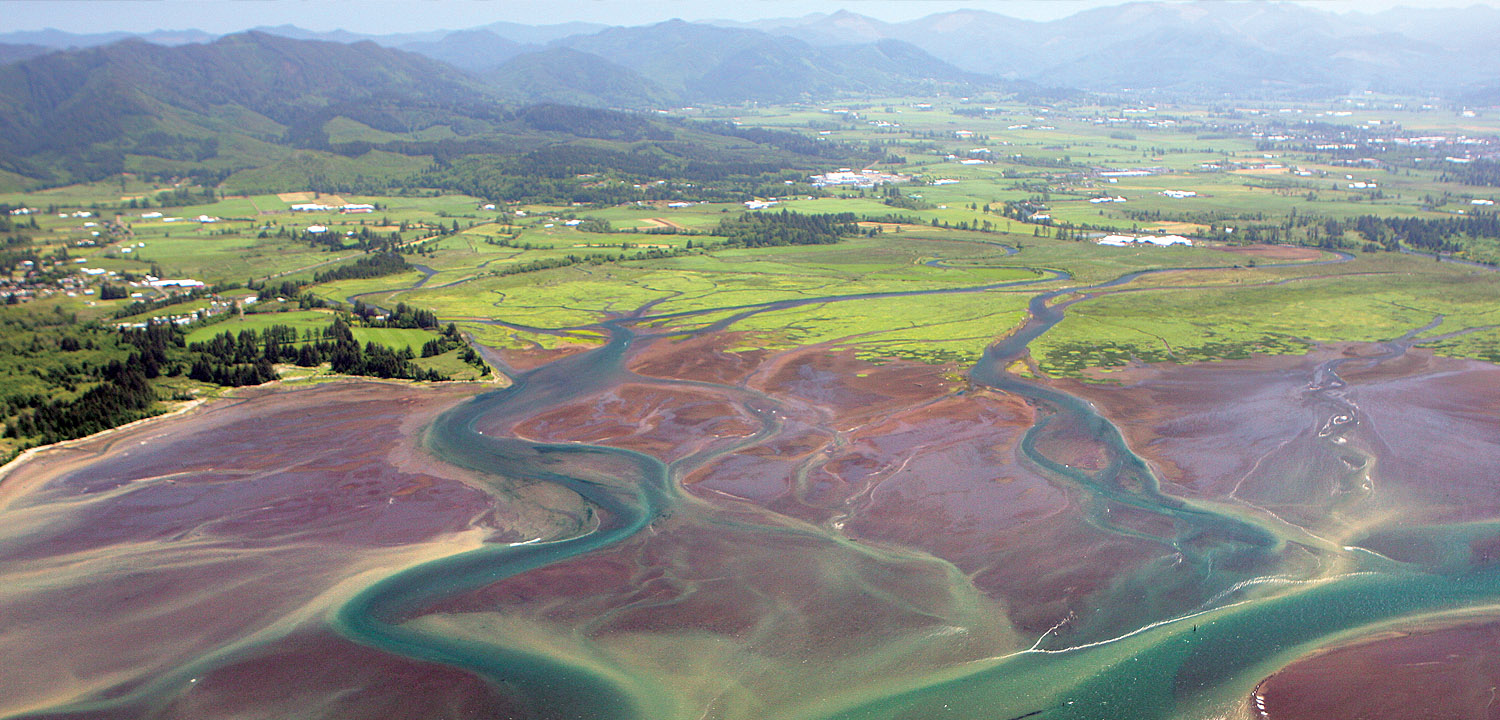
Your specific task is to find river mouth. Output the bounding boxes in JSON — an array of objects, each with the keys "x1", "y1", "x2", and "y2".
[{"x1": 5, "y1": 260, "x2": 1500, "y2": 719}]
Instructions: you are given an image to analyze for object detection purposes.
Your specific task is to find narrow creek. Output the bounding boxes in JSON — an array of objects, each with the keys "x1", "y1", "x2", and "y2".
[{"x1": 325, "y1": 249, "x2": 1500, "y2": 720}]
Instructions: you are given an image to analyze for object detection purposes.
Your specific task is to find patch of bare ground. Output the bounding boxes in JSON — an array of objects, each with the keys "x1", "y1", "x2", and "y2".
[
  {"x1": 1211, "y1": 243, "x2": 1326, "y2": 262},
  {"x1": 1253, "y1": 618, "x2": 1500, "y2": 720},
  {"x1": 0, "y1": 381, "x2": 574, "y2": 718},
  {"x1": 629, "y1": 330, "x2": 770, "y2": 385}
]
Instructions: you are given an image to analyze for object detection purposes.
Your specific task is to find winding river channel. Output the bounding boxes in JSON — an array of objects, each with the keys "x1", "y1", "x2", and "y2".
[
  {"x1": 313, "y1": 248, "x2": 1500, "y2": 719},
  {"x1": 9, "y1": 248, "x2": 1500, "y2": 719}
]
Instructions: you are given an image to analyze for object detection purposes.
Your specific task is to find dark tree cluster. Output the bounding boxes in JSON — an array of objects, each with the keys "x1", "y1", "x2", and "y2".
[
  {"x1": 2, "y1": 359, "x2": 155, "y2": 445},
  {"x1": 98, "y1": 283, "x2": 129, "y2": 300},
  {"x1": 188, "y1": 317, "x2": 445, "y2": 382},
  {"x1": 3, "y1": 324, "x2": 185, "y2": 446},
  {"x1": 320, "y1": 318, "x2": 444, "y2": 380},
  {"x1": 0, "y1": 249, "x2": 40, "y2": 275},
  {"x1": 369, "y1": 302, "x2": 438, "y2": 329},
  {"x1": 715, "y1": 210, "x2": 859, "y2": 248},
  {"x1": 421, "y1": 323, "x2": 464, "y2": 357},
  {"x1": 1338, "y1": 213, "x2": 1500, "y2": 254},
  {"x1": 313, "y1": 253, "x2": 411, "y2": 283},
  {"x1": 880, "y1": 185, "x2": 933, "y2": 210},
  {"x1": 1439, "y1": 160, "x2": 1500, "y2": 187},
  {"x1": 245, "y1": 279, "x2": 331, "y2": 309}
]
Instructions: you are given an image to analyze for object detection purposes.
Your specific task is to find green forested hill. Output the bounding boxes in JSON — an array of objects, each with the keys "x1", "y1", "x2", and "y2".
[
  {"x1": 396, "y1": 29, "x2": 535, "y2": 73},
  {"x1": 483, "y1": 48, "x2": 677, "y2": 109},
  {"x1": 557, "y1": 20, "x2": 986, "y2": 102},
  {"x1": 0, "y1": 32, "x2": 492, "y2": 183},
  {"x1": 0, "y1": 22, "x2": 985, "y2": 191},
  {"x1": 0, "y1": 31, "x2": 881, "y2": 197},
  {"x1": 0, "y1": 43, "x2": 50, "y2": 65}
]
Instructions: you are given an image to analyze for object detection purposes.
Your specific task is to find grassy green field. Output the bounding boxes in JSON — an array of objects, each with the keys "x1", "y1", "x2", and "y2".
[
  {"x1": 1032, "y1": 255, "x2": 1500, "y2": 376},
  {"x1": 185, "y1": 309, "x2": 338, "y2": 344},
  {"x1": 7, "y1": 94, "x2": 1500, "y2": 380},
  {"x1": 351, "y1": 327, "x2": 434, "y2": 352}
]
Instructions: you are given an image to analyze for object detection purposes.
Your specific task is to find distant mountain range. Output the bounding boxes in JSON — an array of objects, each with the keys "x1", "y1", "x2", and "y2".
[
  {"x1": 0, "y1": 32, "x2": 486, "y2": 182},
  {"x1": 0, "y1": 20, "x2": 608, "y2": 51},
  {"x1": 5, "y1": 2, "x2": 1500, "y2": 190},
  {"x1": 550, "y1": 20, "x2": 985, "y2": 102},
  {"x1": 0, "y1": 18, "x2": 986, "y2": 109},
  {"x1": 0, "y1": 31, "x2": 886, "y2": 189},
  {"x1": 722, "y1": 3, "x2": 1500, "y2": 97},
  {"x1": 11, "y1": 2, "x2": 1496, "y2": 99}
]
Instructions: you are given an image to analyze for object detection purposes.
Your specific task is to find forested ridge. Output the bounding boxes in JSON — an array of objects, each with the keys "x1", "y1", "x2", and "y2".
[{"x1": 0, "y1": 33, "x2": 881, "y2": 196}]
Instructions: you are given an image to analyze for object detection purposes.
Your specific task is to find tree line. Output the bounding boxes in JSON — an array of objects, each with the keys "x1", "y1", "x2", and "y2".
[
  {"x1": 715, "y1": 210, "x2": 860, "y2": 248},
  {"x1": 313, "y1": 253, "x2": 412, "y2": 283},
  {"x1": 2, "y1": 314, "x2": 466, "y2": 451},
  {"x1": 187, "y1": 317, "x2": 445, "y2": 382}
]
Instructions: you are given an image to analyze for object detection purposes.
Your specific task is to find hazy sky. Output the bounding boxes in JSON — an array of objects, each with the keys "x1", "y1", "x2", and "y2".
[{"x1": 4, "y1": 0, "x2": 1496, "y2": 34}]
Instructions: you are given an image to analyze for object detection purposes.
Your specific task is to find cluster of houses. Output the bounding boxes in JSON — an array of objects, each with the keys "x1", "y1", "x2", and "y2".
[
  {"x1": 1249, "y1": 118, "x2": 1496, "y2": 163},
  {"x1": 115, "y1": 293, "x2": 243, "y2": 330},
  {"x1": 1090, "y1": 110, "x2": 1179, "y2": 130},
  {"x1": 1097, "y1": 168, "x2": 1169, "y2": 178},
  {"x1": 1160, "y1": 190, "x2": 1199, "y2": 199},
  {"x1": 1, "y1": 251, "x2": 206, "y2": 306},
  {"x1": 5, "y1": 244, "x2": 216, "y2": 304},
  {"x1": 135, "y1": 212, "x2": 220, "y2": 223},
  {"x1": 2, "y1": 258, "x2": 99, "y2": 304},
  {"x1": 943, "y1": 149, "x2": 991, "y2": 165},
  {"x1": 1097, "y1": 234, "x2": 1194, "y2": 247},
  {"x1": 809, "y1": 169, "x2": 912, "y2": 188},
  {"x1": 147, "y1": 278, "x2": 206, "y2": 289},
  {"x1": 290, "y1": 202, "x2": 376, "y2": 214}
]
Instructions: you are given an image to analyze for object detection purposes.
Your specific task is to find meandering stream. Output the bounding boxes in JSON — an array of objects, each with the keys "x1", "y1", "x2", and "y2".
[
  {"x1": 14, "y1": 246, "x2": 1491, "y2": 720},
  {"x1": 320, "y1": 248, "x2": 1500, "y2": 720}
]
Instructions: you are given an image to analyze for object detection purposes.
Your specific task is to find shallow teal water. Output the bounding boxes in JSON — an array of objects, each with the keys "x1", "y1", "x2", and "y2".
[
  {"x1": 11, "y1": 250, "x2": 1499, "y2": 720},
  {"x1": 320, "y1": 252, "x2": 1500, "y2": 719},
  {"x1": 823, "y1": 266, "x2": 1500, "y2": 719}
]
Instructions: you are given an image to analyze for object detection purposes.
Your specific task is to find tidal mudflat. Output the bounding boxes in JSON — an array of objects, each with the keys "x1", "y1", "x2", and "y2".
[{"x1": 4, "y1": 282, "x2": 1500, "y2": 719}]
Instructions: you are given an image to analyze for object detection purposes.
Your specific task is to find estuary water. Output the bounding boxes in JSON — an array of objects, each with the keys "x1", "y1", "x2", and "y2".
[
  {"x1": 319, "y1": 250, "x2": 1500, "y2": 719},
  {"x1": 8, "y1": 249, "x2": 1499, "y2": 720}
]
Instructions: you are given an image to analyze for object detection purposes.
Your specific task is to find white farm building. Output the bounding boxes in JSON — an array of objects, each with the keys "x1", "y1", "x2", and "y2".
[{"x1": 1098, "y1": 234, "x2": 1193, "y2": 247}]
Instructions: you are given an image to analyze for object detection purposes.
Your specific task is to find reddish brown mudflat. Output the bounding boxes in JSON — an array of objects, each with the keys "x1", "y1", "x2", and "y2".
[
  {"x1": 0, "y1": 381, "x2": 534, "y2": 718},
  {"x1": 1253, "y1": 619, "x2": 1500, "y2": 720}
]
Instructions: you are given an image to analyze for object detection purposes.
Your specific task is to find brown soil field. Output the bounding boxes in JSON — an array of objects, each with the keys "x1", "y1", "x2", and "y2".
[{"x1": 1212, "y1": 243, "x2": 1327, "y2": 261}]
